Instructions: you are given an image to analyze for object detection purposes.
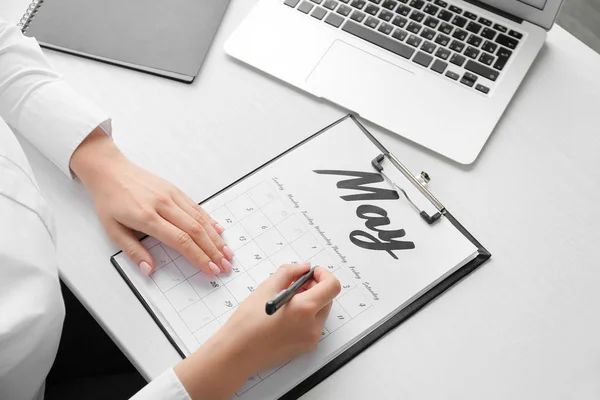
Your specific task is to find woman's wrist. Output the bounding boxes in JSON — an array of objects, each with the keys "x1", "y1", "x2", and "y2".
[
  {"x1": 70, "y1": 126, "x2": 127, "y2": 184},
  {"x1": 174, "y1": 333, "x2": 254, "y2": 400}
]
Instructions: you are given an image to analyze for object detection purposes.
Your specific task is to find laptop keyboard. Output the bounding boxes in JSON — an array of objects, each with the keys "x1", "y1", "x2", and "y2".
[{"x1": 284, "y1": 0, "x2": 524, "y2": 95}]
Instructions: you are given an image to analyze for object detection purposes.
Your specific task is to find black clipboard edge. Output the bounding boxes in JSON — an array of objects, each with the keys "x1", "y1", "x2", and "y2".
[
  {"x1": 282, "y1": 212, "x2": 491, "y2": 400},
  {"x1": 109, "y1": 114, "x2": 492, "y2": 397},
  {"x1": 110, "y1": 256, "x2": 187, "y2": 359}
]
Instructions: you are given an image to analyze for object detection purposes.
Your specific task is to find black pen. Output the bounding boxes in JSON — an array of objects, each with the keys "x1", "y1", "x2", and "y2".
[{"x1": 265, "y1": 266, "x2": 316, "y2": 315}]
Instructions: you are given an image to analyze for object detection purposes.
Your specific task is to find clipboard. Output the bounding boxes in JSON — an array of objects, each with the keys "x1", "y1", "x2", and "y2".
[{"x1": 111, "y1": 114, "x2": 491, "y2": 399}]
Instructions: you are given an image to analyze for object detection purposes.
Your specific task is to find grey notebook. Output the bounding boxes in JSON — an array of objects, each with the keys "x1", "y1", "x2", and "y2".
[{"x1": 19, "y1": 0, "x2": 231, "y2": 83}]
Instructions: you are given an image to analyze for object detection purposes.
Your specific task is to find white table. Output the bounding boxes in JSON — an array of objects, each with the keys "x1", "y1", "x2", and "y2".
[{"x1": 3, "y1": 1, "x2": 600, "y2": 398}]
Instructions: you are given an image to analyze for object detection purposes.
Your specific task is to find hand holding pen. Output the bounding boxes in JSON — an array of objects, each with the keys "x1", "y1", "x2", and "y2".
[{"x1": 179, "y1": 262, "x2": 341, "y2": 390}]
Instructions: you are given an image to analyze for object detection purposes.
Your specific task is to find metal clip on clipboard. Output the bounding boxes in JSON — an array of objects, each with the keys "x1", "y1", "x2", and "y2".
[{"x1": 371, "y1": 153, "x2": 444, "y2": 225}]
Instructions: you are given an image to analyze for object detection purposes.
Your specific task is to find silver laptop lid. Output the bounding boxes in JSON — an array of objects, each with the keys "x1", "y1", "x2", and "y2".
[{"x1": 480, "y1": 0, "x2": 563, "y2": 30}]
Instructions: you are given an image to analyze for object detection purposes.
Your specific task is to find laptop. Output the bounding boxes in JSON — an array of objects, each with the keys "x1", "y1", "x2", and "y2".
[{"x1": 225, "y1": 0, "x2": 563, "y2": 164}]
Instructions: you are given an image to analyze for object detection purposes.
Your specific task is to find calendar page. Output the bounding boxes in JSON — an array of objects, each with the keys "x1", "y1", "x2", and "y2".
[{"x1": 113, "y1": 117, "x2": 478, "y2": 399}]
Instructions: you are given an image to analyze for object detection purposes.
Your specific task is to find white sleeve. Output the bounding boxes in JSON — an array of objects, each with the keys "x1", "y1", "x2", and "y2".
[
  {"x1": 131, "y1": 368, "x2": 192, "y2": 400},
  {"x1": 0, "y1": 19, "x2": 111, "y2": 178}
]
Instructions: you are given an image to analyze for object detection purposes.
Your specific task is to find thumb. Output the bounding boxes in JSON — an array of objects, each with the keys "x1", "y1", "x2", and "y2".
[{"x1": 105, "y1": 218, "x2": 155, "y2": 276}]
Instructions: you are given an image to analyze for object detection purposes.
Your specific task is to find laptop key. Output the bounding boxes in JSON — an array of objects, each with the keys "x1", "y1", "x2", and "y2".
[
  {"x1": 396, "y1": 4, "x2": 411, "y2": 16},
  {"x1": 339, "y1": 0, "x2": 350, "y2": 2},
  {"x1": 378, "y1": 22, "x2": 394, "y2": 34},
  {"x1": 437, "y1": 10, "x2": 453, "y2": 22},
  {"x1": 382, "y1": 0, "x2": 397, "y2": 9},
  {"x1": 379, "y1": 9, "x2": 394, "y2": 21},
  {"x1": 392, "y1": 28, "x2": 408, "y2": 41},
  {"x1": 365, "y1": 4, "x2": 379, "y2": 14},
  {"x1": 406, "y1": 34, "x2": 422, "y2": 47},
  {"x1": 464, "y1": 46, "x2": 479, "y2": 59},
  {"x1": 475, "y1": 84, "x2": 490, "y2": 94},
  {"x1": 434, "y1": 33, "x2": 450, "y2": 46},
  {"x1": 449, "y1": 39, "x2": 464, "y2": 52},
  {"x1": 467, "y1": 34, "x2": 482, "y2": 47},
  {"x1": 481, "y1": 40, "x2": 497, "y2": 53},
  {"x1": 445, "y1": 70, "x2": 460, "y2": 80},
  {"x1": 420, "y1": 27, "x2": 436, "y2": 40},
  {"x1": 350, "y1": 10, "x2": 366, "y2": 22},
  {"x1": 351, "y1": 0, "x2": 366, "y2": 9},
  {"x1": 369, "y1": 0, "x2": 381, "y2": 3},
  {"x1": 324, "y1": 0, "x2": 339, "y2": 9},
  {"x1": 464, "y1": 59, "x2": 499, "y2": 81},
  {"x1": 435, "y1": 47, "x2": 450, "y2": 60},
  {"x1": 337, "y1": 4, "x2": 353, "y2": 15},
  {"x1": 311, "y1": 7, "x2": 328, "y2": 19},
  {"x1": 463, "y1": 11, "x2": 477, "y2": 20},
  {"x1": 284, "y1": 0, "x2": 301, "y2": 7},
  {"x1": 481, "y1": 27, "x2": 495, "y2": 40},
  {"x1": 424, "y1": 16, "x2": 439, "y2": 28},
  {"x1": 460, "y1": 72, "x2": 477, "y2": 87},
  {"x1": 509, "y1": 29, "x2": 523, "y2": 39},
  {"x1": 493, "y1": 23, "x2": 507, "y2": 33},
  {"x1": 407, "y1": 21, "x2": 422, "y2": 33},
  {"x1": 431, "y1": 58, "x2": 448, "y2": 73},
  {"x1": 450, "y1": 53, "x2": 465, "y2": 66},
  {"x1": 452, "y1": 28, "x2": 467, "y2": 41},
  {"x1": 495, "y1": 33, "x2": 518, "y2": 49},
  {"x1": 466, "y1": 21, "x2": 481, "y2": 34},
  {"x1": 438, "y1": 21, "x2": 453, "y2": 34},
  {"x1": 433, "y1": 0, "x2": 447, "y2": 7},
  {"x1": 409, "y1": 0, "x2": 425, "y2": 9},
  {"x1": 392, "y1": 15, "x2": 408, "y2": 27},
  {"x1": 421, "y1": 40, "x2": 436, "y2": 53},
  {"x1": 325, "y1": 12, "x2": 345, "y2": 27},
  {"x1": 364, "y1": 15, "x2": 380, "y2": 28},
  {"x1": 479, "y1": 52, "x2": 494, "y2": 66},
  {"x1": 310, "y1": 0, "x2": 323, "y2": 3},
  {"x1": 413, "y1": 51, "x2": 433, "y2": 67},
  {"x1": 342, "y1": 20, "x2": 416, "y2": 58},
  {"x1": 298, "y1": 1, "x2": 314, "y2": 13},
  {"x1": 449, "y1": 5, "x2": 462, "y2": 13},
  {"x1": 451, "y1": 15, "x2": 467, "y2": 28},
  {"x1": 410, "y1": 10, "x2": 425, "y2": 22},
  {"x1": 423, "y1": 4, "x2": 439, "y2": 15},
  {"x1": 493, "y1": 47, "x2": 512, "y2": 70},
  {"x1": 478, "y1": 17, "x2": 491, "y2": 26}
]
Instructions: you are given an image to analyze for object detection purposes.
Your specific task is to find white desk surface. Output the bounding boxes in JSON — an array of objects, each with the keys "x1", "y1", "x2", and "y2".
[{"x1": 3, "y1": 1, "x2": 600, "y2": 398}]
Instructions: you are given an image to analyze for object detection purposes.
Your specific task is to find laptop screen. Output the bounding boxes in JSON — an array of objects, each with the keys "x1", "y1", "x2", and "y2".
[{"x1": 481, "y1": 0, "x2": 563, "y2": 30}]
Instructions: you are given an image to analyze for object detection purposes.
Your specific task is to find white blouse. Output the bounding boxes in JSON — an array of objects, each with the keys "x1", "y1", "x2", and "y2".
[{"x1": 0, "y1": 19, "x2": 190, "y2": 400}]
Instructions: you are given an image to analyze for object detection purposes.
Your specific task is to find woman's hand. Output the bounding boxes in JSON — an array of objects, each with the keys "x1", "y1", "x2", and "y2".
[
  {"x1": 70, "y1": 128, "x2": 234, "y2": 276},
  {"x1": 174, "y1": 263, "x2": 341, "y2": 400}
]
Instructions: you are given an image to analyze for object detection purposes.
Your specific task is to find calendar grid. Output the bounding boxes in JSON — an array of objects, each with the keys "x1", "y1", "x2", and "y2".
[{"x1": 141, "y1": 180, "x2": 373, "y2": 396}]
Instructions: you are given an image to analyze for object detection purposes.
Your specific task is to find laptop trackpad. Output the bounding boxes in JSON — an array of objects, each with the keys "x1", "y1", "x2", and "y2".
[{"x1": 306, "y1": 40, "x2": 414, "y2": 110}]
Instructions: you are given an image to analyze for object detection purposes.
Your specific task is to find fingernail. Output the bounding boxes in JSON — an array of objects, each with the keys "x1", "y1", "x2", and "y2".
[
  {"x1": 215, "y1": 223, "x2": 225, "y2": 234},
  {"x1": 221, "y1": 258, "x2": 232, "y2": 272},
  {"x1": 139, "y1": 261, "x2": 152, "y2": 276},
  {"x1": 301, "y1": 261, "x2": 311, "y2": 266},
  {"x1": 223, "y1": 245, "x2": 234, "y2": 260},
  {"x1": 208, "y1": 262, "x2": 220, "y2": 274}
]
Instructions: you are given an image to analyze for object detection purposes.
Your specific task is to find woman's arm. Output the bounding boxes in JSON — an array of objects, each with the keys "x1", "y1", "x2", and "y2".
[{"x1": 0, "y1": 20, "x2": 232, "y2": 275}]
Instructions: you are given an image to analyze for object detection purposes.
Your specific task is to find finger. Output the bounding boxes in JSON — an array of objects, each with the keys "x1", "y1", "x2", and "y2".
[
  {"x1": 177, "y1": 190, "x2": 224, "y2": 234},
  {"x1": 143, "y1": 214, "x2": 219, "y2": 275},
  {"x1": 172, "y1": 193, "x2": 233, "y2": 261},
  {"x1": 315, "y1": 301, "x2": 333, "y2": 325},
  {"x1": 156, "y1": 200, "x2": 230, "y2": 273},
  {"x1": 296, "y1": 267, "x2": 341, "y2": 310},
  {"x1": 104, "y1": 218, "x2": 154, "y2": 276},
  {"x1": 296, "y1": 277, "x2": 317, "y2": 294},
  {"x1": 269, "y1": 262, "x2": 312, "y2": 291}
]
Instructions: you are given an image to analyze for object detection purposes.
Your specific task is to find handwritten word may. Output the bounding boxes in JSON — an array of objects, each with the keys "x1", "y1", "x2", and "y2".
[{"x1": 313, "y1": 170, "x2": 415, "y2": 259}]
